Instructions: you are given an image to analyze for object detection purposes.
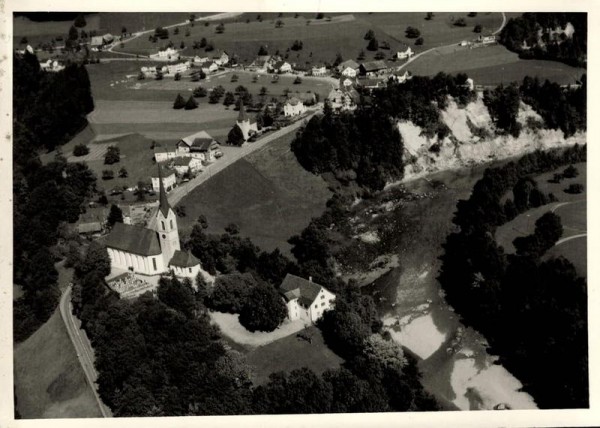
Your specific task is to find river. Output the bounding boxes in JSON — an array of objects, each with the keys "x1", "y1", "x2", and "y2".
[{"x1": 367, "y1": 164, "x2": 538, "y2": 411}]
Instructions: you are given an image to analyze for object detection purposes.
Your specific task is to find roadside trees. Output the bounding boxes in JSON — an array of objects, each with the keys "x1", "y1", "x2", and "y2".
[{"x1": 173, "y1": 93, "x2": 186, "y2": 109}]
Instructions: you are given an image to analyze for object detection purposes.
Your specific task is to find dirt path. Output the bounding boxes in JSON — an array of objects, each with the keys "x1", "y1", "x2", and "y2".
[{"x1": 555, "y1": 233, "x2": 587, "y2": 246}]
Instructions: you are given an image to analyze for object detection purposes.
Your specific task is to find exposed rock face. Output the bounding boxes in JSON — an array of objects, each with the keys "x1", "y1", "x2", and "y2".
[{"x1": 393, "y1": 94, "x2": 586, "y2": 185}]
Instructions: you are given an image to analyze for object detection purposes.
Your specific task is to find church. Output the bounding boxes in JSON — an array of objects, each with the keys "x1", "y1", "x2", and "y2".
[
  {"x1": 103, "y1": 166, "x2": 203, "y2": 280},
  {"x1": 234, "y1": 101, "x2": 258, "y2": 141}
]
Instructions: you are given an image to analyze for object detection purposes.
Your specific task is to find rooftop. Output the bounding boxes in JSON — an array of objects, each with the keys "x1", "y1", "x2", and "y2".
[
  {"x1": 169, "y1": 250, "x2": 200, "y2": 268},
  {"x1": 181, "y1": 130, "x2": 213, "y2": 146},
  {"x1": 102, "y1": 222, "x2": 162, "y2": 256},
  {"x1": 279, "y1": 274, "x2": 325, "y2": 307}
]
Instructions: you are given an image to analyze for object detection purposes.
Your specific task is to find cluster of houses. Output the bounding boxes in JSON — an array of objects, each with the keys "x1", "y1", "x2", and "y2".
[
  {"x1": 140, "y1": 50, "x2": 229, "y2": 78},
  {"x1": 459, "y1": 34, "x2": 498, "y2": 48}
]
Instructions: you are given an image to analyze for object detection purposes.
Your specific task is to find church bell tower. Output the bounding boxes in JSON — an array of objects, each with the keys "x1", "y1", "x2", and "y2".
[{"x1": 155, "y1": 165, "x2": 181, "y2": 267}]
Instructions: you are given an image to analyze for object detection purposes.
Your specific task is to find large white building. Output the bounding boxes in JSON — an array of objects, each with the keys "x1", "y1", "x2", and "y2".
[
  {"x1": 279, "y1": 274, "x2": 336, "y2": 324},
  {"x1": 283, "y1": 97, "x2": 307, "y2": 117},
  {"x1": 103, "y1": 166, "x2": 203, "y2": 280}
]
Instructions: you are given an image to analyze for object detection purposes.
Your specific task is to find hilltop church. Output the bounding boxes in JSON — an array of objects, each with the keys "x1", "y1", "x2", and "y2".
[{"x1": 103, "y1": 167, "x2": 203, "y2": 280}]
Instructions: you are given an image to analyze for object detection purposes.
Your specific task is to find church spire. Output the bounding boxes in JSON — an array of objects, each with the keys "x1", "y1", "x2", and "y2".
[
  {"x1": 237, "y1": 99, "x2": 249, "y2": 122},
  {"x1": 157, "y1": 164, "x2": 170, "y2": 217}
]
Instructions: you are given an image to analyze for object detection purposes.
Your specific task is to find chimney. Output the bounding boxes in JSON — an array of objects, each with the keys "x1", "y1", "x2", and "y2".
[{"x1": 308, "y1": 276, "x2": 312, "y2": 282}]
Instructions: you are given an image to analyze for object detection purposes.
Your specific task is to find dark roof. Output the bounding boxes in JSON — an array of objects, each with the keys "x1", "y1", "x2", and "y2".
[
  {"x1": 273, "y1": 60, "x2": 289, "y2": 69},
  {"x1": 279, "y1": 274, "x2": 324, "y2": 307},
  {"x1": 191, "y1": 138, "x2": 216, "y2": 150},
  {"x1": 360, "y1": 60, "x2": 388, "y2": 72},
  {"x1": 172, "y1": 157, "x2": 193, "y2": 166},
  {"x1": 169, "y1": 250, "x2": 200, "y2": 268},
  {"x1": 157, "y1": 164, "x2": 170, "y2": 217},
  {"x1": 103, "y1": 222, "x2": 162, "y2": 256}
]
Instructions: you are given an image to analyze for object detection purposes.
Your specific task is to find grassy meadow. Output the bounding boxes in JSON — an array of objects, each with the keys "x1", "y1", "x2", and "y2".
[
  {"x1": 177, "y1": 132, "x2": 332, "y2": 255},
  {"x1": 406, "y1": 44, "x2": 585, "y2": 85},
  {"x1": 245, "y1": 326, "x2": 343, "y2": 385}
]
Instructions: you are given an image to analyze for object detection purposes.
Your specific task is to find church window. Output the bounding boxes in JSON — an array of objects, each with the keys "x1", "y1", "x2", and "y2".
[
  {"x1": 152, "y1": 258, "x2": 157, "y2": 271},
  {"x1": 170, "y1": 219, "x2": 173, "y2": 229},
  {"x1": 189, "y1": 268, "x2": 192, "y2": 273},
  {"x1": 162, "y1": 234, "x2": 166, "y2": 239},
  {"x1": 161, "y1": 221, "x2": 165, "y2": 231}
]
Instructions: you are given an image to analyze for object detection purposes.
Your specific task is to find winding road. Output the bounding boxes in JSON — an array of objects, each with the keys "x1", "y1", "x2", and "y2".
[{"x1": 59, "y1": 286, "x2": 112, "y2": 418}]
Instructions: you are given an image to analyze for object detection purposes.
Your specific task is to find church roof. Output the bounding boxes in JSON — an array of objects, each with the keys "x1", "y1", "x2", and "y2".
[
  {"x1": 157, "y1": 164, "x2": 171, "y2": 217},
  {"x1": 169, "y1": 250, "x2": 200, "y2": 268},
  {"x1": 279, "y1": 273, "x2": 324, "y2": 307},
  {"x1": 103, "y1": 222, "x2": 162, "y2": 256}
]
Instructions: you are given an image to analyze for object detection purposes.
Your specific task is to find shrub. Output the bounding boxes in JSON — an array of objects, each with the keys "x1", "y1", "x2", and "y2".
[
  {"x1": 173, "y1": 93, "x2": 186, "y2": 109},
  {"x1": 184, "y1": 95, "x2": 198, "y2": 110},
  {"x1": 193, "y1": 86, "x2": 207, "y2": 97},
  {"x1": 563, "y1": 165, "x2": 579, "y2": 178},
  {"x1": 405, "y1": 26, "x2": 421, "y2": 38},
  {"x1": 102, "y1": 170, "x2": 114, "y2": 180},
  {"x1": 415, "y1": 37, "x2": 424, "y2": 46},
  {"x1": 73, "y1": 144, "x2": 89, "y2": 157},
  {"x1": 564, "y1": 183, "x2": 584, "y2": 194},
  {"x1": 454, "y1": 18, "x2": 467, "y2": 27},
  {"x1": 104, "y1": 145, "x2": 120, "y2": 164},
  {"x1": 474, "y1": 24, "x2": 483, "y2": 33}
]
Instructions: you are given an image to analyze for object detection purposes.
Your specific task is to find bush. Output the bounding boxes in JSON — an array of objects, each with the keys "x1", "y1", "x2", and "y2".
[
  {"x1": 102, "y1": 170, "x2": 114, "y2": 180},
  {"x1": 563, "y1": 165, "x2": 579, "y2": 178},
  {"x1": 473, "y1": 24, "x2": 482, "y2": 33},
  {"x1": 184, "y1": 95, "x2": 198, "y2": 110},
  {"x1": 454, "y1": 18, "x2": 467, "y2": 27},
  {"x1": 367, "y1": 38, "x2": 379, "y2": 51},
  {"x1": 415, "y1": 37, "x2": 424, "y2": 46},
  {"x1": 104, "y1": 145, "x2": 120, "y2": 164},
  {"x1": 193, "y1": 86, "x2": 207, "y2": 97},
  {"x1": 73, "y1": 144, "x2": 89, "y2": 157},
  {"x1": 405, "y1": 26, "x2": 421, "y2": 38},
  {"x1": 173, "y1": 93, "x2": 186, "y2": 109},
  {"x1": 294, "y1": 76, "x2": 302, "y2": 84},
  {"x1": 564, "y1": 183, "x2": 584, "y2": 194}
]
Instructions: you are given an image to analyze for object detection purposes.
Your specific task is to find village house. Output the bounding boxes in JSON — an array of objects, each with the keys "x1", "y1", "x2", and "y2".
[
  {"x1": 359, "y1": 60, "x2": 389, "y2": 77},
  {"x1": 171, "y1": 156, "x2": 203, "y2": 176},
  {"x1": 151, "y1": 164, "x2": 176, "y2": 192},
  {"x1": 150, "y1": 47, "x2": 180, "y2": 61},
  {"x1": 201, "y1": 61, "x2": 219, "y2": 74},
  {"x1": 91, "y1": 33, "x2": 114, "y2": 47},
  {"x1": 270, "y1": 60, "x2": 292, "y2": 74},
  {"x1": 358, "y1": 78, "x2": 386, "y2": 91},
  {"x1": 166, "y1": 62, "x2": 189, "y2": 75},
  {"x1": 103, "y1": 167, "x2": 206, "y2": 281},
  {"x1": 475, "y1": 34, "x2": 497, "y2": 45},
  {"x1": 213, "y1": 50, "x2": 229, "y2": 66},
  {"x1": 389, "y1": 70, "x2": 412, "y2": 84},
  {"x1": 249, "y1": 55, "x2": 272, "y2": 72},
  {"x1": 327, "y1": 87, "x2": 359, "y2": 111},
  {"x1": 234, "y1": 101, "x2": 259, "y2": 141},
  {"x1": 279, "y1": 274, "x2": 336, "y2": 324},
  {"x1": 176, "y1": 130, "x2": 221, "y2": 162},
  {"x1": 311, "y1": 64, "x2": 327, "y2": 76},
  {"x1": 395, "y1": 46, "x2": 414, "y2": 60},
  {"x1": 340, "y1": 76, "x2": 358, "y2": 89},
  {"x1": 193, "y1": 55, "x2": 210, "y2": 64},
  {"x1": 154, "y1": 144, "x2": 177, "y2": 163},
  {"x1": 77, "y1": 206, "x2": 109, "y2": 236},
  {"x1": 283, "y1": 97, "x2": 307, "y2": 117},
  {"x1": 337, "y1": 59, "x2": 360, "y2": 77}
]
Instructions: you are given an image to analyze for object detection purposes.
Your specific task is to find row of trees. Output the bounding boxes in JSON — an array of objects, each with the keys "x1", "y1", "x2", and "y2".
[
  {"x1": 13, "y1": 51, "x2": 97, "y2": 342},
  {"x1": 438, "y1": 145, "x2": 588, "y2": 408}
]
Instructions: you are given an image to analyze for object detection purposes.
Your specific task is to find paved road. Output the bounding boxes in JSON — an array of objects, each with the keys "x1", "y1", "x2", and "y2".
[
  {"x1": 555, "y1": 233, "x2": 587, "y2": 246},
  {"x1": 59, "y1": 286, "x2": 112, "y2": 418},
  {"x1": 169, "y1": 111, "x2": 318, "y2": 206}
]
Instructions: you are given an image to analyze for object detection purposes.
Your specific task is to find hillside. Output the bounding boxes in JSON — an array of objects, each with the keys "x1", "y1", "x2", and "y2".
[{"x1": 14, "y1": 309, "x2": 101, "y2": 418}]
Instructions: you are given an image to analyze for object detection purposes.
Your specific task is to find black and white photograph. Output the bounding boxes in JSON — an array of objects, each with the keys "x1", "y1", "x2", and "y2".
[{"x1": 1, "y1": 2, "x2": 598, "y2": 427}]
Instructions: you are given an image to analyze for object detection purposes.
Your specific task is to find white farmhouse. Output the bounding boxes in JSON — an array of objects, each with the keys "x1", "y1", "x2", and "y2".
[
  {"x1": 201, "y1": 61, "x2": 219, "y2": 74},
  {"x1": 337, "y1": 59, "x2": 359, "y2": 77},
  {"x1": 283, "y1": 97, "x2": 307, "y2": 117},
  {"x1": 279, "y1": 274, "x2": 336, "y2": 324},
  {"x1": 311, "y1": 64, "x2": 327, "y2": 76},
  {"x1": 396, "y1": 46, "x2": 414, "y2": 60},
  {"x1": 171, "y1": 156, "x2": 203, "y2": 175},
  {"x1": 150, "y1": 47, "x2": 180, "y2": 61},
  {"x1": 176, "y1": 130, "x2": 221, "y2": 162},
  {"x1": 151, "y1": 164, "x2": 176, "y2": 192}
]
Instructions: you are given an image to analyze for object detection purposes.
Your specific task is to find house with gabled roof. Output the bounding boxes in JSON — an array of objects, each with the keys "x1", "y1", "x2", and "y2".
[
  {"x1": 279, "y1": 274, "x2": 336, "y2": 324},
  {"x1": 395, "y1": 45, "x2": 414, "y2": 60},
  {"x1": 171, "y1": 156, "x2": 203, "y2": 175},
  {"x1": 176, "y1": 130, "x2": 221, "y2": 162},
  {"x1": 337, "y1": 59, "x2": 360, "y2": 77},
  {"x1": 270, "y1": 60, "x2": 292, "y2": 74},
  {"x1": 311, "y1": 64, "x2": 327, "y2": 76},
  {"x1": 150, "y1": 163, "x2": 176, "y2": 192},
  {"x1": 283, "y1": 97, "x2": 307, "y2": 117},
  {"x1": 359, "y1": 60, "x2": 389, "y2": 77}
]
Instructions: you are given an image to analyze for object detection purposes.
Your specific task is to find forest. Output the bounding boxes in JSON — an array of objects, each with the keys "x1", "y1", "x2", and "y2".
[
  {"x1": 499, "y1": 13, "x2": 587, "y2": 67},
  {"x1": 437, "y1": 145, "x2": 588, "y2": 409},
  {"x1": 13, "y1": 51, "x2": 96, "y2": 342}
]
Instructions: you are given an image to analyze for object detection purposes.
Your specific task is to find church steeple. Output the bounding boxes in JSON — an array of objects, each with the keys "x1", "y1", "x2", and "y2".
[
  {"x1": 237, "y1": 100, "x2": 249, "y2": 122},
  {"x1": 157, "y1": 164, "x2": 171, "y2": 218}
]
